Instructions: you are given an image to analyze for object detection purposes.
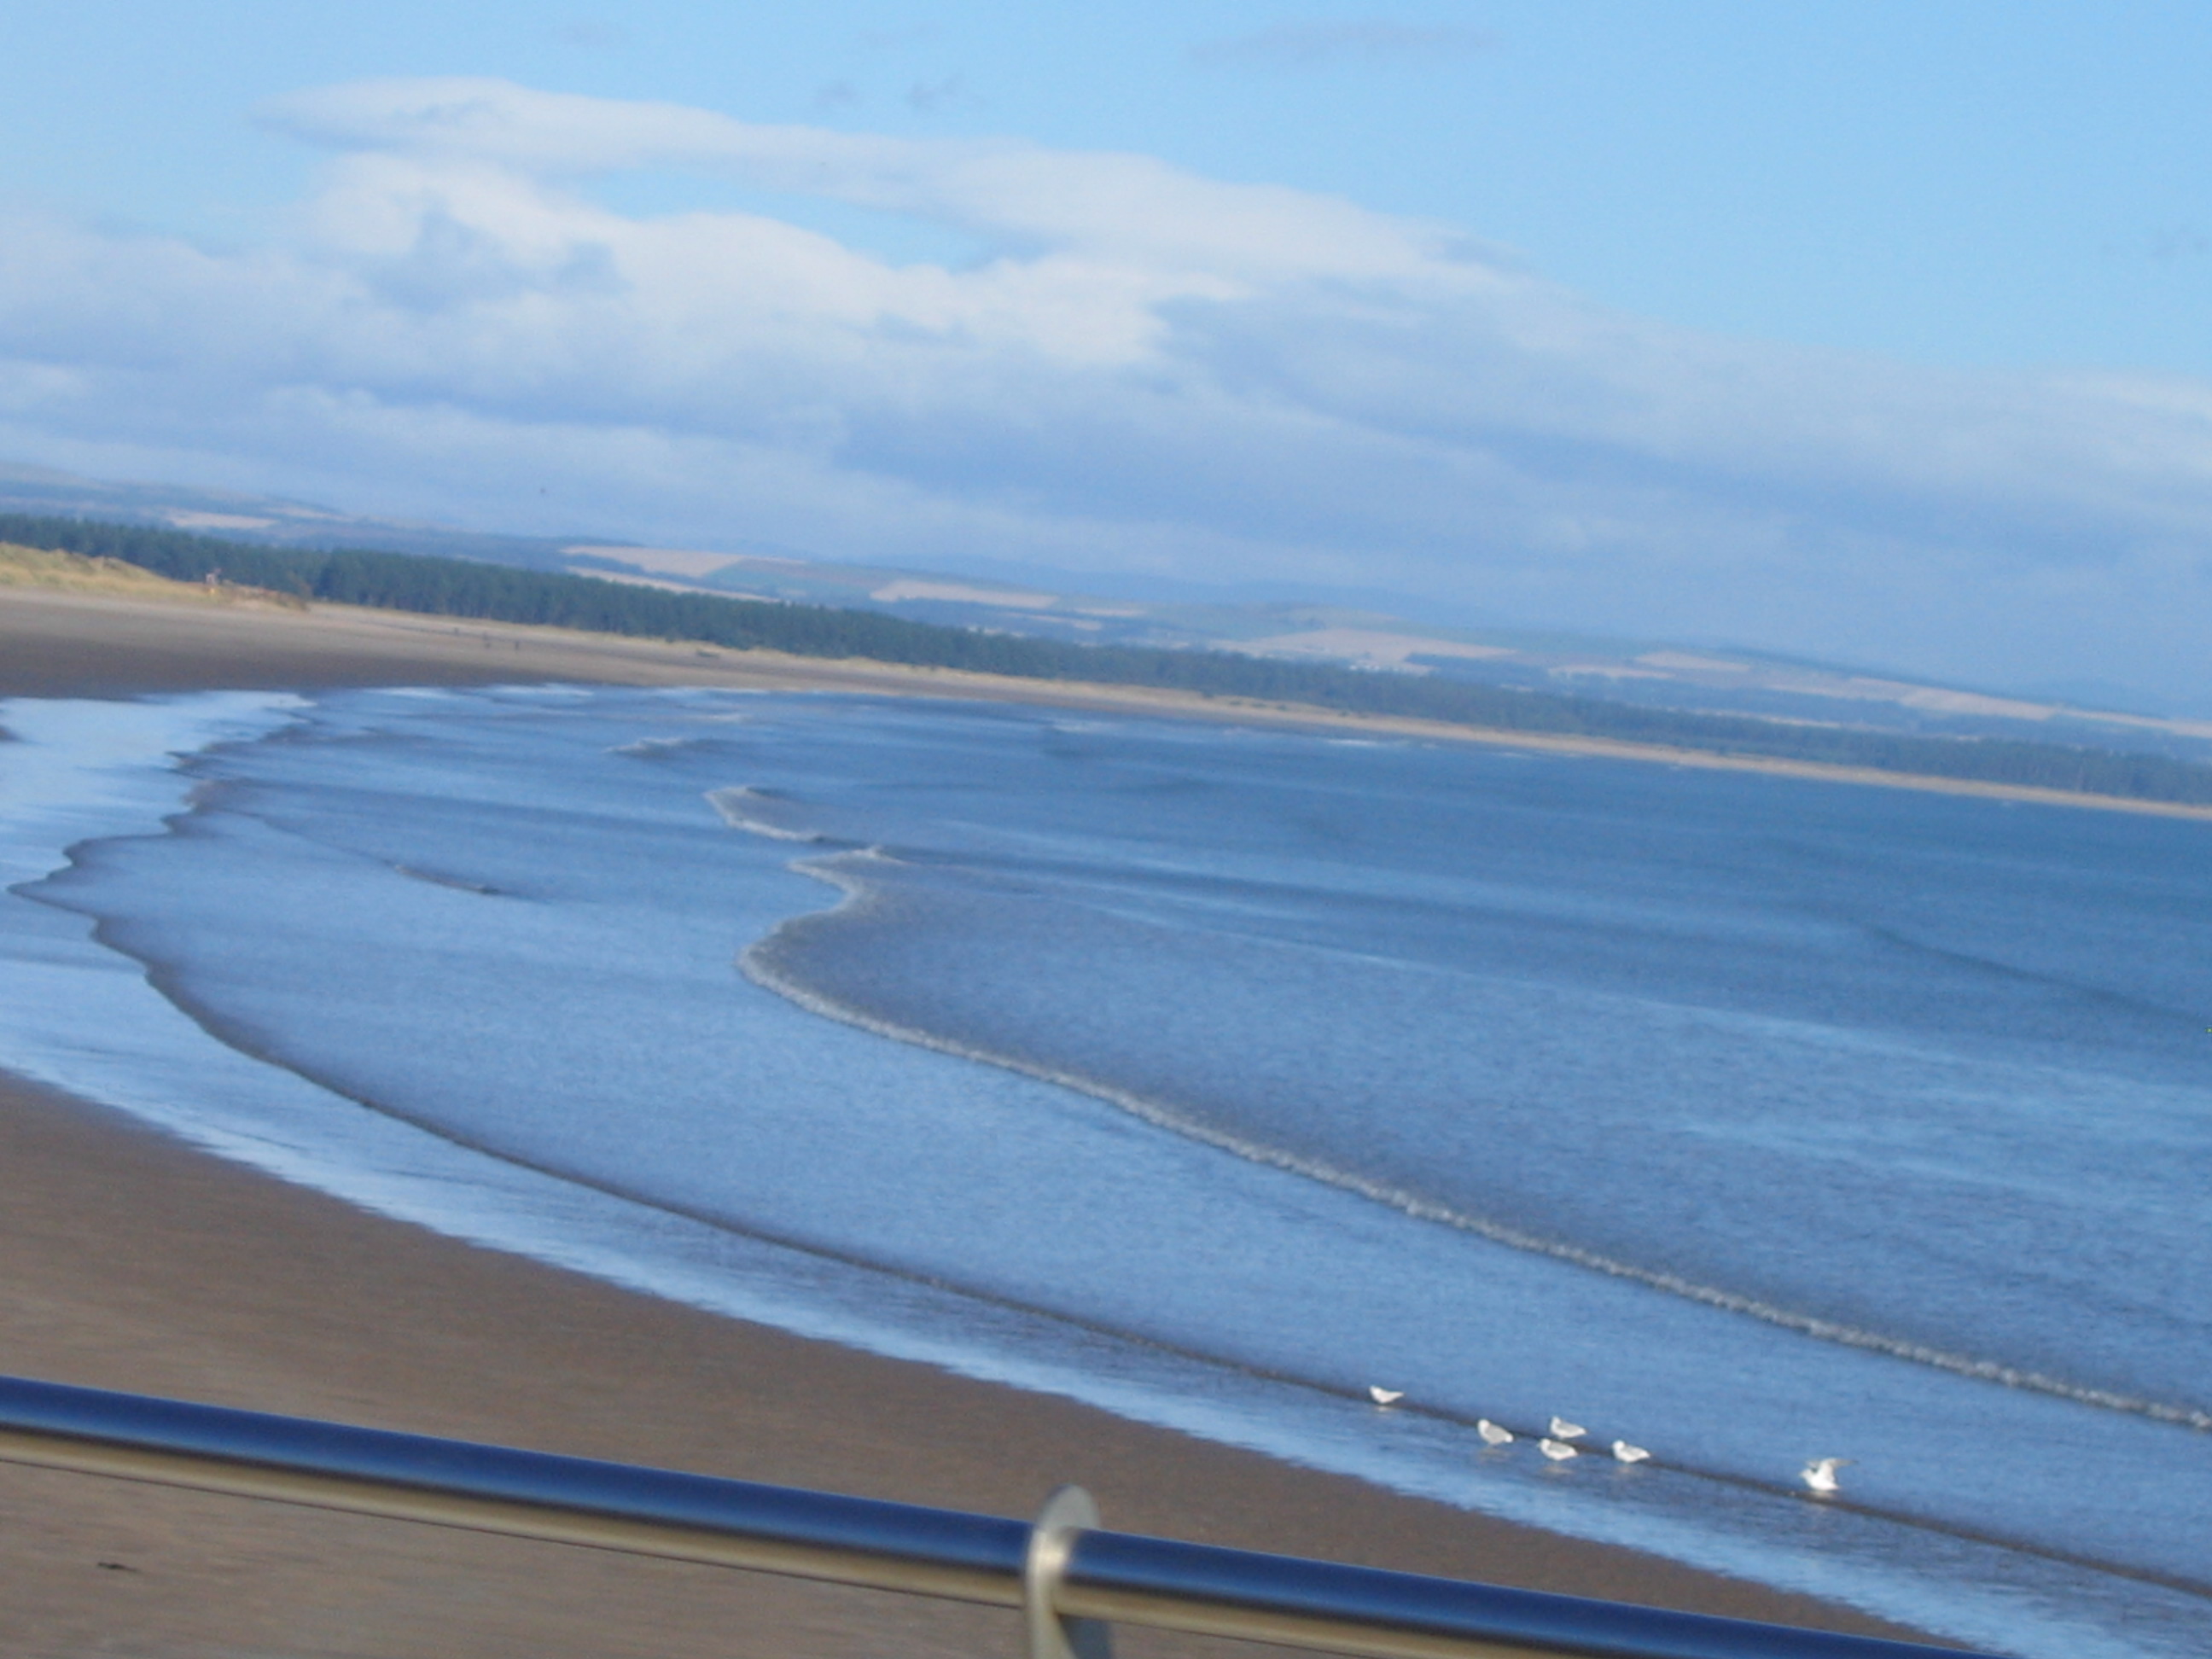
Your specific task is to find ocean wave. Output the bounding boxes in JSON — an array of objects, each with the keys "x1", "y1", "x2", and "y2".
[
  {"x1": 608, "y1": 735, "x2": 736, "y2": 760},
  {"x1": 742, "y1": 855, "x2": 2212, "y2": 1437},
  {"x1": 706, "y1": 786, "x2": 830, "y2": 843}
]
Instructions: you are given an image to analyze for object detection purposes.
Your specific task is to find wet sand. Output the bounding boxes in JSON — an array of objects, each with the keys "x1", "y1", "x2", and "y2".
[
  {"x1": 0, "y1": 581, "x2": 1953, "y2": 1655},
  {"x1": 0, "y1": 1074, "x2": 1947, "y2": 1658}
]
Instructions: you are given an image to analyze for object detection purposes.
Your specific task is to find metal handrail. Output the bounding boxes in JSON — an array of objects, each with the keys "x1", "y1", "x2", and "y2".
[{"x1": 0, "y1": 1373, "x2": 1976, "y2": 1659}]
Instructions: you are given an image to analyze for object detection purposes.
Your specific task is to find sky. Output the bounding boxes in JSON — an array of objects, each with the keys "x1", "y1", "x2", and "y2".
[{"x1": 2, "y1": 3, "x2": 2209, "y2": 702}]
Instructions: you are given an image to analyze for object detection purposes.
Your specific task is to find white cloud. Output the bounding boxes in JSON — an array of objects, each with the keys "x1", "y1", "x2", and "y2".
[{"x1": 3, "y1": 76, "x2": 2211, "y2": 699}]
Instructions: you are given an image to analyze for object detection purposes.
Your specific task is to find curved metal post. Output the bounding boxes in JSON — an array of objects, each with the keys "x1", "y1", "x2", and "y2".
[{"x1": 1027, "y1": 1486, "x2": 1114, "y2": 1659}]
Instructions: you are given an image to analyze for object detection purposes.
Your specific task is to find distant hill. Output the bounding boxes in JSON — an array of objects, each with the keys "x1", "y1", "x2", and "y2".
[
  {"x1": 10, "y1": 507, "x2": 2212, "y2": 809},
  {"x1": 6, "y1": 458, "x2": 2209, "y2": 765}
]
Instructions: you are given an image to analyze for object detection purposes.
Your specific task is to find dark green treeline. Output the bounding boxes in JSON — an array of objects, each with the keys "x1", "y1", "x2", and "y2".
[{"x1": 9, "y1": 510, "x2": 2210, "y2": 806}]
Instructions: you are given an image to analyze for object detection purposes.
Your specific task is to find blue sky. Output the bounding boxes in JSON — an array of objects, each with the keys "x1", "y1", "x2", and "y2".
[
  {"x1": 3, "y1": 4, "x2": 2210, "y2": 699},
  {"x1": 10, "y1": 2, "x2": 2209, "y2": 374}
]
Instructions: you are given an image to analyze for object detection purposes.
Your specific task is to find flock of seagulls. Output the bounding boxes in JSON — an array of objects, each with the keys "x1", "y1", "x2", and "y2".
[{"x1": 1366, "y1": 1388, "x2": 1849, "y2": 1494}]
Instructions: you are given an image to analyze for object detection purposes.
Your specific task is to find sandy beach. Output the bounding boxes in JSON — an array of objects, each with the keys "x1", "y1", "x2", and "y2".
[
  {"x1": 5, "y1": 579, "x2": 2208, "y2": 824},
  {"x1": 0, "y1": 580, "x2": 1956, "y2": 1656}
]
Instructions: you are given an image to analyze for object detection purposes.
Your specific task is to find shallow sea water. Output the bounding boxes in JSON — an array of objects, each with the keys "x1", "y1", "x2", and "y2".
[{"x1": 3, "y1": 684, "x2": 2209, "y2": 1658}]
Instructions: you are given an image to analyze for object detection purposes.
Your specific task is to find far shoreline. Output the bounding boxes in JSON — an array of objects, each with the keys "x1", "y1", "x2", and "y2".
[{"x1": 4, "y1": 581, "x2": 2210, "y2": 825}]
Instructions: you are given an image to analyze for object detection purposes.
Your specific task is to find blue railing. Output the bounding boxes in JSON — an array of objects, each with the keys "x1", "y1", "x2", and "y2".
[{"x1": 0, "y1": 1374, "x2": 1980, "y2": 1659}]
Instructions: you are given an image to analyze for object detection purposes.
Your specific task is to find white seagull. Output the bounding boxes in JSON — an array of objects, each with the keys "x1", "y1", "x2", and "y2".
[
  {"x1": 1368, "y1": 1386, "x2": 1405, "y2": 1406},
  {"x1": 1548, "y1": 1417, "x2": 1587, "y2": 1441},
  {"x1": 1801, "y1": 1457, "x2": 1852, "y2": 1495},
  {"x1": 1610, "y1": 1441, "x2": 1651, "y2": 1464},
  {"x1": 1476, "y1": 1419, "x2": 1515, "y2": 1447},
  {"x1": 1538, "y1": 1438, "x2": 1580, "y2": 1462}
]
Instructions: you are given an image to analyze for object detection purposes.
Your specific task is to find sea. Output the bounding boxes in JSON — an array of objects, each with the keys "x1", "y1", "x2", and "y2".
[{"x1": 1, "y1": 682, "x2": 2207, "y2": 1659}]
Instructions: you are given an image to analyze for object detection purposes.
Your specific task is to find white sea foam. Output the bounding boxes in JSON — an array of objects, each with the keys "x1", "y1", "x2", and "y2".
[
  {"x1": 0, "y1": 693, "x2": 306, "y2": 888},
  {"x1": 8, "y1": 686, "x2": 2208, "y2": 1658},
  {"x1": 742, "y1": 850, "x2": 2212, "y2": 1435},
  {"x1": 706, "y1": 786, "x2": 829, "y2": 843},
  {"x1": 608, "y1": 736, "x2": 692, "y2": 757}
]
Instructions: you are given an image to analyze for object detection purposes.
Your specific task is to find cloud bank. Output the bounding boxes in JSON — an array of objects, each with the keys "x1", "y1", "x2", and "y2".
[{"x1": 3, "y1": 76, "x2": 2209, "y2": 699}]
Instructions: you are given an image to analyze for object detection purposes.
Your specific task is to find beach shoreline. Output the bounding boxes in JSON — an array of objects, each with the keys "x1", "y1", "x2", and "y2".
[
  {"x1": 0, "y1": 1069, "x2": 1949, "y2": 1656},
  {"x1": 0, "y1": 582, "x2": 1959, "y2": 1655},
  {"x1": 6, "y1": 579, "x2": 2209, "y2": 824}
]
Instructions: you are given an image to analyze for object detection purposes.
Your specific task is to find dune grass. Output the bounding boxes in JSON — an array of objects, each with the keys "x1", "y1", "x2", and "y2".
[{"x1": 0, "y1": 542, "x2": 303, "y2": 607}]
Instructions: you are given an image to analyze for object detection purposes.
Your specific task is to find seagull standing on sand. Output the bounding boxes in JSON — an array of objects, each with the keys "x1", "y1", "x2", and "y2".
[
  {"x1": 1548, "y1": 1417, "x2": 1586, "y2": 1441},
  {"x1": 1476, "y1": 1419, "x2": 1515, "y2": 1446},
  {"x1": 1801, "y1": 1458, "x2": 1851, "y2": 1495},
  {"x1": 1538, "y1": 1439, "x2": 1580, "y2": 1462},
  {"x1": 1610, "y1": 1441, "x2": 1650, "y2": 1464},
  {"x1": 1368, "y1": 1386, "x2": 1405, "y2": 1406}
]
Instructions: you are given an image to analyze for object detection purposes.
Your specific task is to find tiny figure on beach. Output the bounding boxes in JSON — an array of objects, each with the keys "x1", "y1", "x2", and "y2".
[
  {"x1": 1801, "y1": 1457, "x2": 1851, "y2": 1495},
  {"x1": 1547, "y1": 1416, "x2": 1586, "y2": 1441},
  {"x1": 1476, "y1": 1418, "x2": 1515, "y2": 1446},
  {"x1": 1367, "y1": 1385, "x2": 1404, "y2": 1406},
  {"x1": 1538, "y1": 1438, "x2": 1580, "y2": 1461},
  {"x1": 1610, "y1": 1440, "x2": 1650, "y2": 1464}
]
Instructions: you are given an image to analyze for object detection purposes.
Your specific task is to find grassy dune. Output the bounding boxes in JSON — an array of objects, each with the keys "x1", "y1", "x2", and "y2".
[{"x1": 0, "y1": 542, "x2": 304, "y2": 607}]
